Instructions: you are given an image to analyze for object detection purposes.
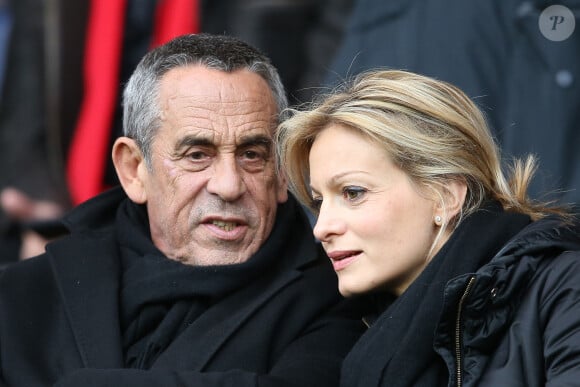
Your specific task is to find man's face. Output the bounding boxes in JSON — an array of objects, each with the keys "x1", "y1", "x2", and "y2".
[{"x1": 138, "y1": 65, "x2": 287, "y2": 266}]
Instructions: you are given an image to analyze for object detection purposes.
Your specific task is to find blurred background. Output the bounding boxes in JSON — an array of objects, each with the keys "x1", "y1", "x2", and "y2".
[{"x1": 0, "y1": 0, "x2": 578, "y2": 265}]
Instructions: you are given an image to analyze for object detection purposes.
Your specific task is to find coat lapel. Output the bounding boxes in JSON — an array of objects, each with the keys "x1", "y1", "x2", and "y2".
[
  {"x1": 152, "y1": 267, "x2": 301, "y2": 370},
  {"x1": 47, "y1": 232, "x2": 125, "y2": 368}
]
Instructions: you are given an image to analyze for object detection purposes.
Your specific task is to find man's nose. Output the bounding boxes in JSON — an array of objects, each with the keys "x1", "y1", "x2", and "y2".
[{"x1": 206, "y1": 155, "x2": 246, "y2": 202}]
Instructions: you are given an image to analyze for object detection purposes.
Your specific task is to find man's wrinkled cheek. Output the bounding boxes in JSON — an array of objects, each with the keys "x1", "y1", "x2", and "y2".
[
  {"x1": 258, "y1": 169, "x2": 279, "y2": 188},
  {"x1": 162, "y1": 159, "x2": 184, "y2": 186},
  {"x1": 245, "y1": 176, "x2": 274, "y2": 203}
]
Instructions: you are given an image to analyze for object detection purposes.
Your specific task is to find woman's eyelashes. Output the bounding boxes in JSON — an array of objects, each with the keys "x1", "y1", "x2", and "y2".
[
  {"x1": 342, "y1": 186, "x2": 367, "y2": 202},
  {"x1": 309, "y1": 185, "x2": 368, "y2": 211}
]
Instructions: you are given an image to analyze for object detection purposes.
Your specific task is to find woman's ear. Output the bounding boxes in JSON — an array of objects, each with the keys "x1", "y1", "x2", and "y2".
[
  {"x1": 433, "y1": 179, "x2": 467, "y2": 225},
  {"x1": 112, "y1": 137, "x2": 148, "y2": 204}
]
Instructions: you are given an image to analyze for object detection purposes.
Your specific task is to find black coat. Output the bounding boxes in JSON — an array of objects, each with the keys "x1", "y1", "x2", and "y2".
[{"x1": 0, "y1": 188, "x2": 366, "y2": 386}]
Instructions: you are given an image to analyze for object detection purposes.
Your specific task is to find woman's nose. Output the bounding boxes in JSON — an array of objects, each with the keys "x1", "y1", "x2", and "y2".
[{"x1": 312, "y1": 202, "x2": 345, "y2": 242}]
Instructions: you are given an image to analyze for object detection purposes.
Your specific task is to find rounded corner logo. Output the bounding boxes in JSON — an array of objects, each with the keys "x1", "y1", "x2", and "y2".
[{"x1": 539, "y1": 5, "x2": 575, "y2": 42}]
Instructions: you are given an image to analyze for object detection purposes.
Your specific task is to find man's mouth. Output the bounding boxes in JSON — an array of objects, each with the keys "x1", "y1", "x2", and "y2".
[{"x1": 211, "y1": 220, "x2": 238, "y2": 232}]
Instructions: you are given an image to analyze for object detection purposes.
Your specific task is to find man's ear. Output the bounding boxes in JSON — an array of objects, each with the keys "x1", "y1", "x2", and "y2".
[
  {"x1": 433, "y1": 179, "x2": 467, "y2": 224},
  {"x1": 112, "y1": 137, "x2": 148, "y2": 204}
]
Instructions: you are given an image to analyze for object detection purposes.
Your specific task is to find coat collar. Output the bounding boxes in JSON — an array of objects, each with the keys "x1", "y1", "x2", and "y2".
[
  {"x1": 46, "y1": 232, "x2": 124, "y2": 368},
  {"x1": 493, "y1": 214, "x2": 580, "y2": 259}
]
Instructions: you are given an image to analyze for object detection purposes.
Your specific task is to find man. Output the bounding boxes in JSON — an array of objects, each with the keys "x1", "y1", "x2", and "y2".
[{"x1": 0, "y1": 33, "x2": 366, "y2": 386}]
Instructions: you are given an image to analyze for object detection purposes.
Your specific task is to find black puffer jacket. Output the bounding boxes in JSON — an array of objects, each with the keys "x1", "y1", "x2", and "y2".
[{"x1": 435, "y1": 216, "x2": 580, "y2": 386}]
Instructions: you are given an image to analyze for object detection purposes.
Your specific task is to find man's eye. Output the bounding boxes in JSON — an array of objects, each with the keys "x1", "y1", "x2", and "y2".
[
  {"x1": 342, "y1": 186, "x2": 366, "y2": 201},
  {"x1": 242, "y1": 150, "x2": 262, "y2": 160},
  {"x1": 238, "y1": 148, "x2": 269, "y2": 171},
  {"x1": 188, "y1": 151, "x2": 209, "y2": 160}
]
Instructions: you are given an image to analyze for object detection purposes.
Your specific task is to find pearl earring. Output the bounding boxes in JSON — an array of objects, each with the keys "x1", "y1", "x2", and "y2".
[{"x1": 434, "y1": 215, "x2": 442, "y2": 225}]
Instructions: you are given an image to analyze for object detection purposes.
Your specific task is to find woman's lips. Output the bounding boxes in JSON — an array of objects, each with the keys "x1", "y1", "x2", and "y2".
[{"x1": 326, "y1": 250, "x2": 361, "y2": 271}]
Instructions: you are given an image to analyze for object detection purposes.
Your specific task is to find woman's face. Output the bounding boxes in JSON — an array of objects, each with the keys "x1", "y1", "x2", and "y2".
[{"x1": 309, "y1": 124, "x2": 440, "y2": 297}]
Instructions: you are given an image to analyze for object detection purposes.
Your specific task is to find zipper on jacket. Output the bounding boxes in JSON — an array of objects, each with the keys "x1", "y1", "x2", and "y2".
[{"x1": 455, "y1": 276, "x2": 476, "y2": 387}]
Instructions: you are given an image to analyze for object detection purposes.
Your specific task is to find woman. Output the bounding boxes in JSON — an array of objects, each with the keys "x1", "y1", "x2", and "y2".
[{"x1": 276, "y1": 70, "x2": 580, "y2": 386}]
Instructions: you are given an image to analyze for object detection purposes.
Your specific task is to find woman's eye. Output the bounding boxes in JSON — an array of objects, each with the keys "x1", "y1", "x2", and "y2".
[
  {"x1": 342, "y1": 186, "x2": 366, "y2": 201},
  {"x1": 310, "y1": 197, "x2": 322, "y2": 211}
]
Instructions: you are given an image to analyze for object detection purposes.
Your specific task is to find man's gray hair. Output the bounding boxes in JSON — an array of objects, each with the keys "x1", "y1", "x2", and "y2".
[{"x1": 122, "y1": 33, "x2": 288, "y2": 167}]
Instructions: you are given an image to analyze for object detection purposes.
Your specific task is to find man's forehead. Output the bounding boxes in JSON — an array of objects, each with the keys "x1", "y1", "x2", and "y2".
[
  {"x1": 159, "y1": 69, "x2": 277, "y2": 117},
  {"x1": 172, "y1": 108, "x2": 277, "y2": 135},
  {"x1": 160, "y1": 65, "x2": 275, "y2": 103}
]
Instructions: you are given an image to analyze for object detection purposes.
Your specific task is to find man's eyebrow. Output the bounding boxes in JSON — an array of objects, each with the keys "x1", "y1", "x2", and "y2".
[
  {"x1": 174, "y1": 134, "x2": 272, "y2": 150},
  {"x1": 238, "y1": 134, "x2": 273, "y2": 148},
  {"x1": 175, "y1": 136, "x2": 214, "y2": 150}
]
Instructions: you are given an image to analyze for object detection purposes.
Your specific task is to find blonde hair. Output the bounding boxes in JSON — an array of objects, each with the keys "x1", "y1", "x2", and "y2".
[{"x1": 276, "y1": 69, "x2": 568, "y2": 224}]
